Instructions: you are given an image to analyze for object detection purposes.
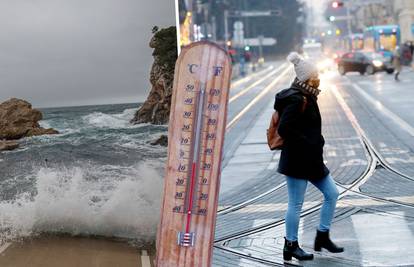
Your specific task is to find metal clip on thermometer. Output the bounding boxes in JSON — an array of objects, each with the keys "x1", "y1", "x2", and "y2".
[{"x1": 156, "y1": 42, "x2": 232, "y2": 267}]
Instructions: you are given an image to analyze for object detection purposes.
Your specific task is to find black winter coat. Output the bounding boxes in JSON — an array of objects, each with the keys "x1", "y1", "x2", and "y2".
[{"x1": 273, "y1": 86, "x2": 329, "y2": 181}]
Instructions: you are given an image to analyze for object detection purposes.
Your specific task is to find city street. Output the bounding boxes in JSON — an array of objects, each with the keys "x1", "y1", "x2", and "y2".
[{"x1": 213, "y1": 60, "x2": 414, "y2": 266}]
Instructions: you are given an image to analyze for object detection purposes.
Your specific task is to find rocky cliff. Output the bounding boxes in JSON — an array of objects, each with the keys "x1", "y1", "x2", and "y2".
[
  {"x1": 0, "y1": 98, "x2": 59, "y2": 142},
  {"x1": 130, "y1": 26, "x2": 177, "y2": 125}
]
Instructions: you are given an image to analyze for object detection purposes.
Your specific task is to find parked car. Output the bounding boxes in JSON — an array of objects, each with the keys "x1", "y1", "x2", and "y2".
[{"x1": 337, "y1": 51, "x2": 394, "y2": 75}]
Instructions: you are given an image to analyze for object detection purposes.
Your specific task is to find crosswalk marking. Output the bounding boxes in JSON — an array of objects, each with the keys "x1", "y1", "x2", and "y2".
[{"x1": 228, "y1": 196, "x2": 414, "y2": 213}]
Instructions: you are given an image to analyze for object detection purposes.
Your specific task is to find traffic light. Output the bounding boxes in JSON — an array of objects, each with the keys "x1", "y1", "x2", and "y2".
[{"x1": 332, "y1": 1, "x2": 344, "y2": 8}]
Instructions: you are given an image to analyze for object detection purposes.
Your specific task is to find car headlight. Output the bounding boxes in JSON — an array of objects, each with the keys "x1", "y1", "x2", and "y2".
[
  {"x1": 317, "y1": 62, "x2": 325, "y2": 70},
  {"x1": 317, "y1": 59, "x2": 331, "y2": 71},
  {"x1": 372, "y1": 60, "x2": 383, "y2": 67}
]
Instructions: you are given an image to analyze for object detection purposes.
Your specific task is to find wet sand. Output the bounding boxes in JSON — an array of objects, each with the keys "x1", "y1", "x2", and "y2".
[{"x1": 0, "y1": 235, "x2": 154, "y2": 267}]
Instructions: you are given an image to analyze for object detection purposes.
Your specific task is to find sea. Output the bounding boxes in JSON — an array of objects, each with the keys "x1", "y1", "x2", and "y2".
[{"x1": 0, "y1": 103, "x2": 168, "y2": 245}]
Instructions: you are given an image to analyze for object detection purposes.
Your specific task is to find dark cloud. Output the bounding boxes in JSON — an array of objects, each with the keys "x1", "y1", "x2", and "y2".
[{"x1": 0, "y1": 0, "x2": 176, "y2": 107}]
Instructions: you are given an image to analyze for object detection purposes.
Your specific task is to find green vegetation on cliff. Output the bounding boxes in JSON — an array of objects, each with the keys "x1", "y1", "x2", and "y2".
[{"x1": 131, "y1": 26, "x2": 178, "y2": 125}]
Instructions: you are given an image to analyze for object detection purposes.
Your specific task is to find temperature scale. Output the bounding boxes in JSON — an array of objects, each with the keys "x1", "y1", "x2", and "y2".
[{"x1": 156, "y1": 42, "x2": 232, "y2": 267}]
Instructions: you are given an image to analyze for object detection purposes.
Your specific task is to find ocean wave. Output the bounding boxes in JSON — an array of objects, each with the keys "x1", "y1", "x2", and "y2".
[
  {"x1": 39, "y1": 108, "x2": 143, "y2": 133},
  {"x1": 0, "y1": 161, "x2": 164, "y2": 243},
  {"x1": 113, "y1": 132, "x2": 168, "y2": 151},
  {"x1": 38, "y1": 120, "x2": 52, "y2": 129},
  {"x1": 36, "y1": 120, "x2": 81, "y2": 138},
  {"x1": 82, "y1": 108, "x2": 140, "y2": 129}
]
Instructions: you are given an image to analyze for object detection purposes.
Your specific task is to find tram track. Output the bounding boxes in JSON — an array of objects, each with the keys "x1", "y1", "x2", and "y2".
[
  {"x1": 215, "y1": 246, "x2": 286, "y2": 267},
  {"x1": 213, "y1": 81, "x2": 414, "y2": 266},
  {"x1": 226, "y1": 67, "x2": 292, "y2": 131},
  {"x1": 214, "y1": 135, "x2": 376, "y2": 244},
  {"x1": 230, "y1": 65, "x2": 274, "y2": 89},
  {"x1": 220, "y1": 63, "x2": 294, "y2": 171},
  {"x1": 213, "y1": 129, "x2": 413, "y2": 267},
  {"x1": 341, "y1": 79, "x2": 414, "y2": 179},
  {"x1": 229, "y1": 63, "x2": 288, "y2": 104},
  {"x1": 217, "y1": 180, "x2": 286, "y2": 215},
  {"x1": 218, "y1": 82, "x2": 414, "y2": 217}
]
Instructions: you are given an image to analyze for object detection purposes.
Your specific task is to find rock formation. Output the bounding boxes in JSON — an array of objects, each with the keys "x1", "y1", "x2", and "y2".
[
  {"x1": 131, "y1": 26, "x2": 177, "y2": 125},
  {"x1": 0, "y1": 140, "x2": 19, "y2": 151},
  {"x1": 0, "y1": 98, "x2": 59, "y2": 141},
  {"x1": 150, "y1": 135, "x2": 168, "y2": 147}
]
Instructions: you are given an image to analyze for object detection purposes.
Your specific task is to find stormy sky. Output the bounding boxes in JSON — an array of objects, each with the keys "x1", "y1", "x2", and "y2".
[{"x1": 0, "y1": 0, "x2": 175, "y2": 108}]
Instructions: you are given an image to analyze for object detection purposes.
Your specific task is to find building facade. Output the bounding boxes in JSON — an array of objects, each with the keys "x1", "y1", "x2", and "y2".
[
  {"x1": 349, "y1": 0, "x2": 413, "y2": 42},
  {"x1": 351, "y1": 0, "x2": 395, "y2": 32},
  {"x1": 394, "y1": 0, "x2": 414, "y2": 42}
]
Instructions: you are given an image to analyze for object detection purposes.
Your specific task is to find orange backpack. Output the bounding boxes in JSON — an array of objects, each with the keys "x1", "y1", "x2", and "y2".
[{"x1": 267, "y1": 96, "x2": 307, "y2": 150}]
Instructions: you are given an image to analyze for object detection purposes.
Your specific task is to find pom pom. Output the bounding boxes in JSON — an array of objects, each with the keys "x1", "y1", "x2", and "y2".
[{"x1": 287, "y1": 52, "x2": 302, "y2": 65}]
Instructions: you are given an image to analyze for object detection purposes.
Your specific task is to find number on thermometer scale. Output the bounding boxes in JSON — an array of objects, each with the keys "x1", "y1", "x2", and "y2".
[{"x1": 171, "y1": 82, "x2": 222, "y2": 219}]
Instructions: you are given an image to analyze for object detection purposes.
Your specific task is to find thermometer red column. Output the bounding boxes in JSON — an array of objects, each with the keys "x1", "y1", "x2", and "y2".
[{"x1": 156, "y1": 42, "x2": 232, "y2": 267}]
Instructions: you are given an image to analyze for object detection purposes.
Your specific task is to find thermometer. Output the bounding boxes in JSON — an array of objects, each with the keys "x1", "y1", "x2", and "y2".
[{"x1": 156, "y1": 42, "x2": 231, "y2": 267}]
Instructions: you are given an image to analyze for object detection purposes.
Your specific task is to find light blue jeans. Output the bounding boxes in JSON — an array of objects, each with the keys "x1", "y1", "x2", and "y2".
[{"x1": 285, "y1": 174, "x2": 339, "y2": 242}]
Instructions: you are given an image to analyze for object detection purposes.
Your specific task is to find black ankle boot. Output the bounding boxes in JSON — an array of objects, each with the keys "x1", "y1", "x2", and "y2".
[
  {"x1": 283, "y1": 237, "x2": 314, "y2": 261},
  {"x1": 314, "y1": 230, "x2": 344, "y2": 253}
]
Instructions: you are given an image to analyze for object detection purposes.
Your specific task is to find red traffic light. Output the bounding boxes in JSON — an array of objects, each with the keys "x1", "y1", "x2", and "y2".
[{"x1": 332, "y1": 1, "x2": 344, "y2": 8}]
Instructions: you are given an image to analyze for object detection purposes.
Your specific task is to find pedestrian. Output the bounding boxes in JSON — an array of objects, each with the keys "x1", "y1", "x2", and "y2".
[
  {"x1": 393, "y1": 46, "x2": 402, "y2": 81},
  {"x1": 273, "y1": 52, "x2": 344, "y2": 261}
]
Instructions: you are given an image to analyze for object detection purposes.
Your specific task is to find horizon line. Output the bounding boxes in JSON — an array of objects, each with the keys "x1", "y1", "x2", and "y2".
[{"x1": 37, "y1": 101, "x2": 142, "y2": 110}]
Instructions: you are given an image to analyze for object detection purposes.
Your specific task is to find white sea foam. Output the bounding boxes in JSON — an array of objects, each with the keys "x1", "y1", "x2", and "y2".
[
  {"x1": 113, "y1": 133, "x2": 168, "y2": 152},
  {"x1": 82, "y1": 108, "x2": 139, "y2": 129},
  {"x1": 39, "y1": 120, "x2": 52, "y2": 129},
  {"x1": 0, "y1": 161, "x2": 164, "y2": 243}
]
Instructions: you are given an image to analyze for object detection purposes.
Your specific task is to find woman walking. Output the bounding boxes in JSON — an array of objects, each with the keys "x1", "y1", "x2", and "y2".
[
  {"x1": 393, "y1": 46, "x2": 402, "y2": 81},
  {"x1": 274, "y1": 52, "x2": 344, "y2": 261}
]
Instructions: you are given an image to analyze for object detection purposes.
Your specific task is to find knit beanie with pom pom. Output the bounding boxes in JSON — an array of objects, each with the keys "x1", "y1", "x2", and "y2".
[{"x1": 287, "y1": 52, "x2": 319, "y2": 82}]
